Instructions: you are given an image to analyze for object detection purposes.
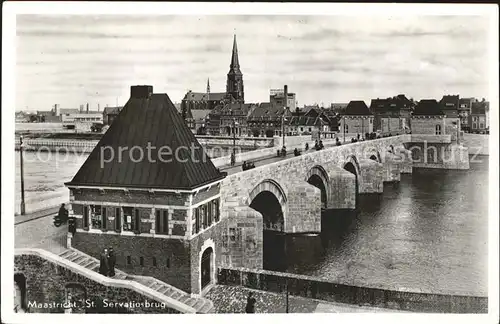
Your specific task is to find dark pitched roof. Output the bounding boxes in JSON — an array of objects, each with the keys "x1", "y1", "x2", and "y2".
[
  {"x1": 413, "y1": 99, "x2": 444, "y2": 115},
  {"x1": 344, "y1": 101, "x2": 372, "y2": 115},
  {"x1": 59, "y1": 108, "x2": 80, "y2": 115},
  {"x1": 440, "y1": 95, "x2": 459, "y2": 110},
  {"x1": 66, "y1": 86, "x2": 225, "y2": 190},
  {"x1": 103, "y1": 106, "x2": 123, "y2": 115},
  {"x1": 183, "y1": 91, "x2": 227, "y2": 102},
  {"x1": 471, "y1": 101, "x2": 489, "y2": 114}
]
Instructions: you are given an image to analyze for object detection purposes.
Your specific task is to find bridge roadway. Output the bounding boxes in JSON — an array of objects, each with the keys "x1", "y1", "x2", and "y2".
[{"x1": 220, "y1": 140, "x2": 342, "y2": 175}]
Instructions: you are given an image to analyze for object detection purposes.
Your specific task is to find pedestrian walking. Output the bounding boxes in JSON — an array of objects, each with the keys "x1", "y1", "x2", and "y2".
[
  {"x1": 108, "y1": 247, "x2": 116, "y2": 277},
  {"x1": 245, "y1": 291, "x2": 256, "y2": 313},
  {"x1": 99, "y1": 248, "x2": 109, "y2": 276}
]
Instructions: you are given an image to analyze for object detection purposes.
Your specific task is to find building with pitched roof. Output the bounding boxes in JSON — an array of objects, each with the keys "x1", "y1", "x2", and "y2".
[
  {"x1": 439, "y1": 95, "x2": 460, "y2": 118},
  {"x1": 412, "y1": 99, "x2": 461, "y2": 141},
  {"x1": 339, "y1": 100, "x2": 374, "y2": 135},
  {"x1": 247, "y1": 102, "x2": 292, "y2": 137},
  {"x1": 469, "y1": 99, "x2": 489, "y2": 133},
  {"x1": 458, "y1": 97, "x2": 474, "y2": 132},
  {"x1": 103, "y1": 106, "x2": 123, "y2": 125},
  {"x1": 66, "y1": 85, "x2": 227, "y2": 294},
  {"x1": 369, "y1": 94, "x2": 412, "y2": 135}
]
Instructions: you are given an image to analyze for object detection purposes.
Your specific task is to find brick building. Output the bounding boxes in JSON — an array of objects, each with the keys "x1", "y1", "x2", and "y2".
[
  {"x1": 369, "y1": 95, "x2": 412, "y2": 135},
  {"x1": 339, "y1": 100, "x2": 374, "y2": 135},
  {"x1": 411, "y1": 99, "x2": 461, "y2": 141},
  {"x1": 439, "y1": 95, "x2": 460, "y2": 118},
  {"x1": 66, "y1": 85, "x2": 227, "y2": 295},
  {"x1": 469, "y1": 99, "x2": 490, "y2": 133},
  {"x1": 458, "y1": 97, "x2": 475, "y2": 132},
  {"x1": 247, "y1": 103, "x2": 292, "y2": 137},
  {"x1": 102, "y1": 106, "x2": 123, "y2": 125}
]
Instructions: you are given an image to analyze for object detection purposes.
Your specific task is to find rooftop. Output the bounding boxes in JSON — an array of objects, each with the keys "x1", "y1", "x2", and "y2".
[
  {"x1": 66, "y1": 85, "x2": 225, "y2": 190},
  {"x1": 344, "y1": 101, "x2": 372, "y2": 116},
  {"x1": 413, "y1": 99, "x2": 444, "y2": 116}
]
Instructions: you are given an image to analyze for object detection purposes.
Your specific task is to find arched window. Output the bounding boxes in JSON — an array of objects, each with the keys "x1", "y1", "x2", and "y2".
[{"x1": 435, "y1": 124, "x2": 442, "y2": 135}]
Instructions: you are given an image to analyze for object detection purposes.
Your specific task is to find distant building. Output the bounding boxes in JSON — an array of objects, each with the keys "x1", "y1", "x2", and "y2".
[
  {"x1": 458, "y1": 97, "x2": 475, "y2": 132},
  {"x1": 439, "y1": 95, "x2": 460, "y2": 118},
  {"x1": 73, "y1": 113, "x2": 104, "y2": 132},
  {"x1": 369, "y1": 94, "x2": 412, "y2": 135},
  {"x1": 339, "y1": 101, "x2": 373, "y2": 135},
  {"x1": 269, "y1": 86, "x2": 296, "y2": 111},
  {"x1": 102, "y1": 106, "x2": 123, "y2": 125},
  {"x1": 207, "y1": 102, "x2": 257, "y2": 136},
  {"x1": 247, "y1": 103, "x2": 292, "y2": 137},
  {"x1": 286, "y1": 108, "x2": 331, "y2": 136},
  {"x1": 412, "y1": 99, "x2": 461, "y2": 142},
  {"x1": 469, "y1": 99, "x2": 489, "y2": 133}
]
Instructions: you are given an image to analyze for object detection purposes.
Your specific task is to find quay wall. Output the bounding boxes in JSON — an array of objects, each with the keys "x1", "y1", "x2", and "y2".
[
  {"x1": 462, "y1": 134, "x2": 489, "y2": 155},
  {"x1": 217, "y1": 267, "x2": 487, "y2": 314}
]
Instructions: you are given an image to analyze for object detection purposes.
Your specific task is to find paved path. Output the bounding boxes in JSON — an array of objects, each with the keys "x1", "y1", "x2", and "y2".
[
  {"x1": 14, "y1": 206, "x2": 60, "y2": 225},
  {"x1": 220, "y1": 141, "x2": 342, "y2": 175},
  {"x1": 15, "y1": 210, "x2": 67, "y2": 254}
]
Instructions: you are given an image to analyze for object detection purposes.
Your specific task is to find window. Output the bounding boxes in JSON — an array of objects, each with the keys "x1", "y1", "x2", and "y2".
[
  {"x1": 155, "y1": 209, "x2": 169, "y2": 235},
  {"x1": 152, "y1": 257, "x2": 157, "y2": 266},
  {"x1": 127, "y1": 256, "x2": 131, "y2": 265},
  {"x1": 479, "y1": 123, "x2": 484, "y2": 129},
  {"x1": 166, "y1": 258, "x2": 170, "y2": 268},
  {"x1": 90, "y1": 205, "x2": 106, "y2": 230},
  {"x1": 140, "y1": 257, "x2": 144, "y2": 266},
  {"x1": 345, "y1": 124, "x2": 348, "y2": 133},
  {"x1": 195, "y1": 207, "x2": 201, "y2": 234},
  {"x1": 83, "y1": 206, "x2": 89, "y2": 228},
  {"x1": 473, "y1": 123, "x2": 478, "y2": 129},
  {"x1": 115, "y1": 208, "x2": 121, "y2": 232},
  {"x1": 207, "y1": 202, "x2": 213, "y2": 226},
  {"x1": 123, "y1": 207, "x2": 139, "y2": 232},
  {"x1": 213, "y1": 199, "x2": 220, "y2": 222},
  {"x1": 435, "y1": 125, "x2": 442, "y2": 135}
]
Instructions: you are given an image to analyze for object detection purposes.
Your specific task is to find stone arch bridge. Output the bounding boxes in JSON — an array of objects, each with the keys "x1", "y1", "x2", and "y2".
[{"x1": 217, "y1": 135, "x2": 413, "y2": 269}]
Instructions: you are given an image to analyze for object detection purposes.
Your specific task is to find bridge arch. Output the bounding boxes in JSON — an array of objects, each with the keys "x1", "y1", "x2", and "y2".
[
  {"x1": 306, "y1": 165, "x2": 330, "y2": 209},
  {"x1": 247, "y1": 179, "x2": 287, "y2": 231}
]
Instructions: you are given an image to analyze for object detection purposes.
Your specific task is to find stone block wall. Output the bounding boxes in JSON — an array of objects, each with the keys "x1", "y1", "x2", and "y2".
[
  {"x1": 358, "y1": 159, "x2": 384, "y2": 193},
  {"x1": 326, "y1": 167, "x2": 356, "y2": 209},
  {"x1": 463, "y1": 133, "x2": 489, "y2": 155},
  {"x1": 410, "y1": 143, "x2": 470, "y2": 170},
  {"x1": 72, "y1": 233, "x2": 192, "y2": 292},
  {"x1": 71, "y1": 188, "x2": 190, "y2": 207},
  {"x1": 217, "y1": 267, "x2": 487, "y2": 313},
  {"x1": 285, "y1": 181, "x2": 321, "y2": 233},
  {"x1": 14, "y1": 252, "x2": 184, "y2": 313}
]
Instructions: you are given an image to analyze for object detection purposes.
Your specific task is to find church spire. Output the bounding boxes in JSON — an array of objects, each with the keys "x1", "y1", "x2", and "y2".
[
  {"x1": 207, "y1": 78, "x2": 210, "y2": 101},
  {"x1": 230, "y1": 34, "x2": 240, "y2": 72}
]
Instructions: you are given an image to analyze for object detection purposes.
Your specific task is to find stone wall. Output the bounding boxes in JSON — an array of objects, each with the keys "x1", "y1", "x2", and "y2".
[
  {"x1": 409, "y1": 143, "x2": 470, "y2": 170},
  {"x1": 14, "y1": 249, "x2": 193, "y2": 313},
  {"x1": 71, "y1": 188, "x2": 190, "y2": 207},
  {"x1": 217, "y1": 267, "x2": 488, "y2": 313},
  {"x1": 72, "y1": 233, "x2": 192, "y2": 292},
  {"x1": 463, "y1": 133, "x2": 489, "y2": 155}
]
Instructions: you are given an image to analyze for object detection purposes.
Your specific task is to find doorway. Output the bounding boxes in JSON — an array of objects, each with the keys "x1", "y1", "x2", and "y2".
[{"x1": 201, "y1": 247, "x2": 213, "y2": 289}]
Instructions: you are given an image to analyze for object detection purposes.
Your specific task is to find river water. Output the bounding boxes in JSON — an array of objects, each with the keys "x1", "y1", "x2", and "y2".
[
  {"x1": 15, "y1": 148, "x2": 488, "y2": 296},
  {"x1": 265, "y1": 156, "x2": 489, "y2": 296}
]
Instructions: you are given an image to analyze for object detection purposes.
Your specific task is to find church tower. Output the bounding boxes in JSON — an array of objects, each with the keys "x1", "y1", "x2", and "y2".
[{"x1": 226, "y1": 35, "x2": 244, "y2": 103}]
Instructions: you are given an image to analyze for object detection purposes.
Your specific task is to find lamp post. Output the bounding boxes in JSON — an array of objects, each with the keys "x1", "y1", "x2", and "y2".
[
  {"x1": 281, "y1": 107, "x2": 288, "y2": 153},
  {"x1": 231, "y1": 117, "x2": 238, "y2": 165},
  {"x1": 19, "y1": 136, "x2": 26, "y2": 215}
]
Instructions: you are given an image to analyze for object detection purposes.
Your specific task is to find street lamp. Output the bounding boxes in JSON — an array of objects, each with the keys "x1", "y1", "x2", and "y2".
[
  {"x1": 19, "y1": 136, "x2": 26, "y2": 215},
  {"x1": 231, "y1": 118, "x2": 239, "y2": 166},
  {"x1": 281, "y1": 107, "x2": 288, "y2": 153},
  {"x1": 343, "y1": 115, "x2": 346, "y2": 143}
]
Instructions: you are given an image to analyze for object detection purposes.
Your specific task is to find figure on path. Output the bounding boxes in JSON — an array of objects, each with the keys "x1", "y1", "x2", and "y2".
[
  {"x1": 245, "y1": 291, "x2": 256, "y2": 313},
  {"x1": 99, "y1": 248, "x2": 109, "y2": 276},
  {"x1": 108, "y1": 247, "x2": 116, "y2": 277}
]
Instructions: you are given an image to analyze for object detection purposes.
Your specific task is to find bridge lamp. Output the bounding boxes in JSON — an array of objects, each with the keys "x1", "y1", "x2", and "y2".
[
  {"x1": 231, "y1": 118, "x2": 239, "y2": 165},
  {"x1": 19, "y1": 135, "x2": 26, "y2": 215}
]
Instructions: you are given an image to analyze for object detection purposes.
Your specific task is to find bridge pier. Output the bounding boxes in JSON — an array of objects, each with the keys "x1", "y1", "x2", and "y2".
[
  {"x1": 382, "y1": 153, "x2": 402, "y2": 182},
  {"x1": 325, "y1": 166, "x2": 356, "y2": 210},
  {"x1": 218, "y1": 206, "x2": 263, "y2": 270},
  {"x1": 358, "y1": 159, "x2": 384, "y2": 193},
  {"x1": 395, "y1": 146, "x2": 413, "y2": 173},
  {"x1": 285, "y1": 180, "x2": 322, "y2": 234}
]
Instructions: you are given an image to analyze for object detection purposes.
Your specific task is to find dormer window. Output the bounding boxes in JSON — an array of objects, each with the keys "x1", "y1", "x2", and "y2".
[{"x1": 435, "y1": 124, "x2": 442, "y2": 135}]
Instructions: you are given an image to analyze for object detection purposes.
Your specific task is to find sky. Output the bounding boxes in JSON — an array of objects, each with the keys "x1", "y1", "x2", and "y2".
[{"x1": 15, "y1": 14, "x2": 492, "y2": 111}]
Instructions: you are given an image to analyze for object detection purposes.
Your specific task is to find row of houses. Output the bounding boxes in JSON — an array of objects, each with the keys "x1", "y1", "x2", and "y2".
[{"x1": 180, "y1": 89, "x2": 490, "y2": 137}]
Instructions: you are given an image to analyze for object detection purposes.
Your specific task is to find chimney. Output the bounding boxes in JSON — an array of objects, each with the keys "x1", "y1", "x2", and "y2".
[
  {"x1": 86, "y1": 103, "x2": 89, "y2": 114},
  {"x1": 284, "y1": 85, "x2": 288, "y2": 109},
  {"x1": 54, "y1": 104, "x2": 59, "y2": 116},
  {"x1": 98, "y1": 103, "x2": 100, "y2": 112},
  {"x1": 79, "y1": 104, "x2": 84, "y2": 113},
  {"x1": 131, "y1": 85, "x2": 153, "y2": 99}
]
